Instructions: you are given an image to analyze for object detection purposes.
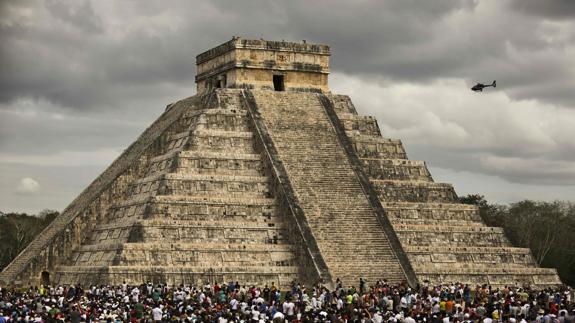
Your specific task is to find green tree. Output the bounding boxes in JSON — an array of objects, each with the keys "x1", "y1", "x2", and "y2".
[
  {"x1": 459, "y1": 195, "x2": 575, "y2": 286},
  {"x1": 0, "y1": 209, "x2": 58, "y2": 271}
]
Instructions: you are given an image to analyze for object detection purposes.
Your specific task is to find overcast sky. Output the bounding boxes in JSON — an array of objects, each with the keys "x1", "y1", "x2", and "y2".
[{"x1": 1, "y1": 0, "x2": 575, "y2": 213}]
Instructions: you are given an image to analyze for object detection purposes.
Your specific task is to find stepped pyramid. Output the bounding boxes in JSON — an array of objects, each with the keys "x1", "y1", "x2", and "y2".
[{"x1": 1, "y1": 37, "x2": 562, "y2": 289}]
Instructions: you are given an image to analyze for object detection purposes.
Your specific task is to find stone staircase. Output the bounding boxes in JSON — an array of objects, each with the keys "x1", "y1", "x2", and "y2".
[
  {"x1": 250, "y1": 90, "x2": 410, "y2": 287},
  {"x1": 325, "y1": 94, "x2": 562, "y2": 288}
]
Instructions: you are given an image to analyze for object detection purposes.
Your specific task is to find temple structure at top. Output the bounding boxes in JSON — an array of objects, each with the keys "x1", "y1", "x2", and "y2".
[{"x1": 195, "y1": 37, "x2": 330, "y2": 94}]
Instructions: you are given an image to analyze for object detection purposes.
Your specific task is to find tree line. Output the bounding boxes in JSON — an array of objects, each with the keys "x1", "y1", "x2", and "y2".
[
  {"x1": 0, "y1": 210, "x2": 58, "y2": 272},
  {"x1": 459, "y1": 195, "x2": 575, "y2": 286},
  {"x1": 1, "y1": 198, "x2": 573, "y2": 286}
]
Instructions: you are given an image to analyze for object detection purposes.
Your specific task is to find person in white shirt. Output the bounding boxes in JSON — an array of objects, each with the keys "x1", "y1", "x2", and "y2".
[
  {"x1": 229, "y1": 298, "x2": 239, "y2": 312},
  {"x1": 283, "y1": 300, "x2": 295, "y2": 320},
  {"x1": 152, "y1": 306, "x2": 163, "y2": 322},
  {"x1": 272, "y1": 311, "x2": 285, "y2": 322},
  {"x1": 250, "y1": 306, "x2": 260, "y2": 322},
  {"x1": 403, "y1": 314, "x2": 416, "y2": 323}
]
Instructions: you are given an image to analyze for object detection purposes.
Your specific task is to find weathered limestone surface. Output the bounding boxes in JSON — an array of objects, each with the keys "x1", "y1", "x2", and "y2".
[{"x1": 196, "y1": 38, "x2": 330, "y2": 94}]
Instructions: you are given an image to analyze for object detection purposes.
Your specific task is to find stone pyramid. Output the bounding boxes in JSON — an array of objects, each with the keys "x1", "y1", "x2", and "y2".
[{"x1": 1, "y1": 38, "x2": 561, "y2": 289}]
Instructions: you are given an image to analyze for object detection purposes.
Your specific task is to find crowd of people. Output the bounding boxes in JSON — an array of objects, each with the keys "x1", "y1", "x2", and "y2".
[{"x1": 0, "y1": 279, "x2": 573, "y2": 323}]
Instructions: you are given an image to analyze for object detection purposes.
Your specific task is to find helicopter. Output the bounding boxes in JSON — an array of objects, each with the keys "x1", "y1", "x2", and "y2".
[{"x1": 471, "y1": 80, "x2": 496, "y2": 92}]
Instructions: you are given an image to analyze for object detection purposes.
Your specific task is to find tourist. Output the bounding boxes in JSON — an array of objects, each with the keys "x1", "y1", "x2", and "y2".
[{"x1": 0, "y1": 280, "x2": 573, "y2": 322}]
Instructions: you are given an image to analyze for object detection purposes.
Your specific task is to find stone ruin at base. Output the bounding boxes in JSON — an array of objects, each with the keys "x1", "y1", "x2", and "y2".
[{"x1": 0, "y1": 37, "x2": 562, "y2": 289}]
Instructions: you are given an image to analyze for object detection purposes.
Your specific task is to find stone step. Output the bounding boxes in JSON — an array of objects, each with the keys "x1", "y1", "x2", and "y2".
[
  {"x1": 371, "y1": 180, "x2": 458, "y2": 203},
  {"x1": 56, "y1": 264, "x2": 301, "y2": 275},
  {"x1": 72, "y1": 242, "x2": 296, "y2": 267},
  {"x1": 174, "y1": 151, "x2": 263, "y2": 177},
  {"x1": 108, "y1": 185, "x2": 277, "y2": 223},
  {"x1": 409, "y1": 252, "x2": 536, "y2": 266},
  {"x1": 77, "y1": 242, "x2": 294, "y2": 253},
  {"x1": 127, "y1": 195, "x2": 277, "y2": 221},
  {"x1": 391, "y1": 219, "x2": 483, "y2": 227},
  {"x1": 194, "y1": 108, "x2": 250, "y2": 132},
  {"x1": 397, "y1": 230, "x2": 509, "y2": 247},
  {"x1": 349, "y1": 135, "x2": 408, "y2": 160},
  {"x1": 187, "y1": 129, "x2": 255, "y2": 153},
  {"x1": 403, "y1": 245, "x2": 532, "y2": 254},
  {"x1": 96, "y1": 218, "x2": 286, "y2": 231},
  {"x1": 336, "y1": 114, "x2": 381, "y2": 137},
  {"x1": 360, "y1": 158, "x2": 433, "y2": 182},
  {"x1": 146, "y1": 151, "x2": 264, "y2": 177},
  {"x1": 415, "y1": 266, "x2": 559, "y2": 276},
  {"x1": 55, "y1": 265, "x2": 300, "y2": 288},
  {"x1": 128, "y1": 174, "x2": 271, "y2": 199},
  {"x1": 102, "y1": 219, "x2": 287, "y2": 245},
  {"x1": 164, "y1": 130, "x2": 193, "y2": 154},
  {"x1": 406, "y1": 246, "x2": 536, "y2": 266},
  {"x1": 394, "y1": 225, "x2": 504, "y2": 233},
  {"x1": 152, "y1": 194, "x2": 275, "y2": 203},
  {"x1": 381, "y1": 202, "x2": 481, "y2": 222},
  {"x1": 326, "y1": 94, "x2": 357, "y2": 114},
  {"x1": 418, "y1": 271, "x2": 562, "y2": 288}
]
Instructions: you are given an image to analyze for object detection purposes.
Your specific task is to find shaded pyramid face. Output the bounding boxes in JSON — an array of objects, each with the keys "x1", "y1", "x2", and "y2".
[
  {"x1": 55, "y1": 92, "x2": 301, "y2": 286},
  {"x1": 2, "y1": 91, "x2": 304, "y2": 287}
]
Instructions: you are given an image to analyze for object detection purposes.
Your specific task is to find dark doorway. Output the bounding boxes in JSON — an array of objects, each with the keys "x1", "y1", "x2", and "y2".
[
  {"x1": 273, "y1": 75, "x2": 285, "y2": 91},
  {"x1": 41, "y1": 271, "x2": 50, "y2": 286},
  {"x1": 216, "y1": 75, "x2": 226, "y2": 89}
]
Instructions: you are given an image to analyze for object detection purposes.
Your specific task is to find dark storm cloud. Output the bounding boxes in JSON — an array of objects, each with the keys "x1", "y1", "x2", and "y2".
[
  {"x1": 509, "y1": 0, "x2": 575, "y2": 20},
  {"x1": 1, "y1": 0, "x2": 574, "y2": 111}
]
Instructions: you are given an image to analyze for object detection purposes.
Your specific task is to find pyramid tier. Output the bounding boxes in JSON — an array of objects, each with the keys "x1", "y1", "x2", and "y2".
[
  {"x1": 54, "y1": 265, "x2": 300, "y2": 287},
  {"x1": 88, "y1": 219, "x2": 289, "y2": 245},
  {"x1": 350, "y1": 135, "x2": 408, "y2": 159},
  {"x1": 196, "y1": 108, "x2": 250, "y2": 132},
  {"x1": 396, "y1": 228, "x2": 509, "y2": 247},
  {"x1": 128, "y1": 174, "x2": 270, "y2": 199},
  {"x1": 391, "y1": 220, "x2": 484, "y2": 227},
  {"x1": 336, "y1": 113, "x2": 381, "y2": 137},
  {"x1": 371, "y1": 180, "x2": 458, "y2": 203},
  {"x1": 360, "y1": 158, "x2": 432, "y2": 182},
  {"x1": 174, "y1": 151, "x2": 263, "y2": 176},
  {"x1": 415, "y1": 267, "x2": 561, "y2": 288},
  {"x1": 146, "y1": 149, "x2": 262, "y2": 179},
  {"x1": 381, "y1": 202, "x2": 482, "y2": 222},
  {"x1": 72, "y1": 242, "x2": 296, "y2": 267},
  {"x1": 107, "y1": 195, "x2": 278, "y2": 223},
  {"x1": 405, "y1": 246, "x2": 536, "y2": 266},
  {"x1": 187, "y1": 129, "x2": 255, "y2": 153},
  {"x1": 147, "y1": 196, "x2": 277, "y2": 219}
]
